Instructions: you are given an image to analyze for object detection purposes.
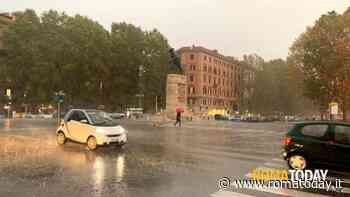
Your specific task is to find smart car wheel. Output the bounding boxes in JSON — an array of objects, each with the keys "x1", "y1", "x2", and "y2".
[
  {"x1": 87, "y1": 136, "x2": 97, "y2": 151},
  {"x1": 115, "y1": 143, "x2": 125, "y2": 149},
  {"x1": 57, "y1": 132, "x2": 66, "y2": 145},
  {"x1": 288, "y1": 154, "x2": 307, "y2": 170}
]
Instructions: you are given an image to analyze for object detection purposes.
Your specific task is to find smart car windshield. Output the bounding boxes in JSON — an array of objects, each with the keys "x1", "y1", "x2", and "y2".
[{"x1": 86, "y1": 110, "x2": 111, "y2": 125}]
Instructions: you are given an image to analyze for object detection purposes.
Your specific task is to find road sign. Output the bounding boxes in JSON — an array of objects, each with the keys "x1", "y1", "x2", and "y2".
[
  {"x1": 330, "y1": 102, "x2": 338, "y2": 115},
  {"x1": 54, "y1": 91, "x2": 65, "y2": 103}
]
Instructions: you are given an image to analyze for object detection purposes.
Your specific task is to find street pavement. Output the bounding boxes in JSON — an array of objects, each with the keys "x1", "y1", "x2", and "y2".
[{"x1": 0, "y1": 119, "x2": 350, "y2": 197}]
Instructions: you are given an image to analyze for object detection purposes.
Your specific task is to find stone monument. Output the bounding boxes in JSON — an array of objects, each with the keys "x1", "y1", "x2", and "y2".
[
  {"x1": 165, "y1": 48, "x2": 189, "y2": 119},
  {"x1": 166, "y1": 74, "x2": 187, "y2": 119}
]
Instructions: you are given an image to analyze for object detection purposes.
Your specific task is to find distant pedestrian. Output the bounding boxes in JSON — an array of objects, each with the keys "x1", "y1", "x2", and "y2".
[
  {"x1": 174, "y1": 106, "x2": 184, "y2": 127},
  {"x1": 174, "y1": 111, "x2": 182, "y2": 127}
]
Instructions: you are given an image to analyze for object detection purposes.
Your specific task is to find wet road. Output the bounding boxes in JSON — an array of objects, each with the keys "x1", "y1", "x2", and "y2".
[{"x1": 0, "y1": 119, "x2": 349, "y2": 197}]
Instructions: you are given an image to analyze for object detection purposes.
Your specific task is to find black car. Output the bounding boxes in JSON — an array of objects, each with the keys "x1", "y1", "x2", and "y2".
[
  {"x1": 283, "y1": 121, "x2": 350, "y2": 170},
  {"x1": 214, "y1": 114, "x2": 228, "y2": 121}
]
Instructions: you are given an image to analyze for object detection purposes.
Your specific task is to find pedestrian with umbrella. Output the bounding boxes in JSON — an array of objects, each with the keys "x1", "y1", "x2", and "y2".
[{"x1": 174, "y1": 106, "x2": 184, "y2": 127}]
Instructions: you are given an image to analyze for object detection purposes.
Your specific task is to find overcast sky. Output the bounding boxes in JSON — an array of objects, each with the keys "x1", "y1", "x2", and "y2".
[{"x1": 3, "y1": 0, "x2": 349, "y2": 60}]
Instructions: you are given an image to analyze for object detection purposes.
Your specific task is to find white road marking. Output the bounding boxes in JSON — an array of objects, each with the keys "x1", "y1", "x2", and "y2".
[
  {"x1": 210, "y1": 191, "x2": 254, "y2": 197},
  {"x1": 247, "y1": 187, "x2": 330, "y2": 197},
  {"x1": 210, "y1": 188, "x2": 331, "y2": 197},
  {"x1": 272, "y1": 158, "x2": 284, "y2": 162}
]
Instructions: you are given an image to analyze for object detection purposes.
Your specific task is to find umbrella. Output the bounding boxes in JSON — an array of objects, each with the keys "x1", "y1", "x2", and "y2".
[{"x1": 176, "y1": 106, "x2": 184, "y2": 113}]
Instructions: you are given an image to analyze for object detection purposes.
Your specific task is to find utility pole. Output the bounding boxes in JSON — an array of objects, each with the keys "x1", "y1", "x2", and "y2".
[
  {"x1": 155, "y1": 96, "x2": 158, "y2": 113},
  {"x1": 5, "y1": 88, "x2": 11, "y2": 119}
]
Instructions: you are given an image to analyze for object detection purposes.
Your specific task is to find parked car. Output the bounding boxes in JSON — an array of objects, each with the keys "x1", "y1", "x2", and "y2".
[
  {"x1": 39, "y1": 113, "x2": 53, "y2": 119},
  {"x1": 53, "y1": 111, "x2": 66, "y2": 119},
  {"x1": 56, "y1": 109, "x2": 128, "y2": 150},
  {"x1": 109, "y1": 112, "x2": 125, "y2": 119},
  {"x1": 229, "y1": 115, "x2": 241, "y2": 122},
  {"x1": 283, "y1": 121, "x2": 350, "y2": 170},
  {"x1": 23, "y1": 113, "x2": 35, "y2": 119},
  {"x1": 214, "y1": 114, "x2": 228, "y2": 121}
]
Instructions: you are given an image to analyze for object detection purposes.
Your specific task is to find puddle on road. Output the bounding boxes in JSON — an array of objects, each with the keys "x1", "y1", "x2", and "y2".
[{"x1": 0, "y1": 135, "x2": 195, "y2": 197}]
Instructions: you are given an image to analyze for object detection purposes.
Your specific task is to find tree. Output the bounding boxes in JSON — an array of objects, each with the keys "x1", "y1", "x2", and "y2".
[
  {"x1": 289, "y1": 10, "x2": 350, "y2": 120},
  {"x1": 2, "y1": 9, "x2": 42, "y2": 105},
  {"x1": 1, "y1": 9, "x2": 171, "y2": 112},
  {"x1": 251, "y1": 59, "x2": 312, "y2": 116}
]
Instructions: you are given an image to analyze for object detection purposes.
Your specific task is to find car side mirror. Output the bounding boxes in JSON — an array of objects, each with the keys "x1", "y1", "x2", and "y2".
[{"x1": 80, "y1": 119, "x2": 88, "y2": 124}]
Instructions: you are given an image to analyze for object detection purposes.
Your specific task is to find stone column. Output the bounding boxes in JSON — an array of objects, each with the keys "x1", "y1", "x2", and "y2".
[{"x1": 166, "y1": 74, "x2": 188, "y2": 119}]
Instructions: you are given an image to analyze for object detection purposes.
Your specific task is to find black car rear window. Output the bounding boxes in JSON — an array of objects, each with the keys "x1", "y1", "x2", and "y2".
[
  {"x1": 334, "y1": 125, "x2": 350, "y2": 144},
  {"x1": 301, "y1": 124, "x2": 328, "y2": 138}
]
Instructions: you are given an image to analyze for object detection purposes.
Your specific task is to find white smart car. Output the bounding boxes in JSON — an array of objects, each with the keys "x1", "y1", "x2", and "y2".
[{"x1": 56, "y1": 109, "x2": 127, "y2": 150}]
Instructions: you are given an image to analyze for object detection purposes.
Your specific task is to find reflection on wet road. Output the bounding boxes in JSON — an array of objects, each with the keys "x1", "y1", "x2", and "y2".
[{"x1": 0, "y1": 119, "x2": 346, "y2": 197}]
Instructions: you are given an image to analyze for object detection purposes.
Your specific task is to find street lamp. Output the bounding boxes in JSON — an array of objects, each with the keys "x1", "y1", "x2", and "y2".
[{"x1": 137, "y1": 65, "x2": 146, "y2": 109}]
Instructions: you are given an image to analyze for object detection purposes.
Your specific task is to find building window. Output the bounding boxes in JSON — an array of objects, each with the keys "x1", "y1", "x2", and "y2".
[
  {"x1": 209, "y1": 57, "x2": 212, "y2": 62},
  {"x1": 189, "y1": 74, "x2": 194, "y2": 82},
  {"x1": 203, "y1": 74, "x2": 207, "y2": 82},
  {"x1": 209, "y1": 66, "x2": 212, "y2": 73},
  {"x1": 204, "y1": 56, "x2": 207, "y2": 61},
  {"x1": 188, "y1": 86, "x2": 195, "y2": 94},
  {"x1": 203, "y1": 86, "x2": 207, "y2": 95},
  {"x1": 214, "y1": 68, "x2": 217, "y2": 75},
  {"x1": 190, "y1": 65, "x2": 196, "y2": 70},
  {"x1": 203, "y1": 64, "x2": 207, "y2": 71},
  {"x1": 190, "y1": 54, "x2": 195, "y2": 60},
  {"x1": 208, "y1": 76, "x2": 211, "y2": 84}
]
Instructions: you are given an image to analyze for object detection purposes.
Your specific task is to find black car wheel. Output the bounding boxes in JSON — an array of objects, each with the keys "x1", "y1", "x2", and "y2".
[
  {"x1": 288, "y1": 154, "x2": 307, "y2": 170},
  {"x1": 57, "y1": 132, "x2": 66, "y2": 145},
  {"x1": 87, "y1": 136, "x2": 98, "y2": 151}
]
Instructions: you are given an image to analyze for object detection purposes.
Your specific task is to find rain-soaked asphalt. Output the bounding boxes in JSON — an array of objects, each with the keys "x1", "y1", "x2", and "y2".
[{"x1": 0, "y1": 119, "x2": 349, "y2": 197}]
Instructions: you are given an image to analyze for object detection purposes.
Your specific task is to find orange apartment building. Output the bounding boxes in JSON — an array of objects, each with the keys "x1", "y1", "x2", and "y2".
[{"x1": 179, "y1": 46, "x2": 238, "y2": 115}]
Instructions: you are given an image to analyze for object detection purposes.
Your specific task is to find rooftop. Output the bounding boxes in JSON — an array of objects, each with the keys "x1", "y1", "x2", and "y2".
[{"x1": 178, "y1": 45, "x2": 239, "y2": 64}]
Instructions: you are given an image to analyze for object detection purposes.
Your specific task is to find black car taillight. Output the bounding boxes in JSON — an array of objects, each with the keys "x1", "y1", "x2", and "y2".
[{"x1": 283, "y1": 137, "x2": 293, "y2": 145}]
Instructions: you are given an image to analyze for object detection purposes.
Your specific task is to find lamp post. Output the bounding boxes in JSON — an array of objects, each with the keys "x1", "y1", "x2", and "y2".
[
  {"x1": 138, "y1": 65, "x2": 146, "y2": 109},
  {"x1": 5, "y1": 88, "x2": 11, "y2": 119},
  {"x1": 23, "y1": 93, "x2": 28, "y2": 115}
]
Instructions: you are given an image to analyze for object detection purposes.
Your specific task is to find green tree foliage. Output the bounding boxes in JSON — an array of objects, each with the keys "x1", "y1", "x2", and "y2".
[
  {"x1": 1, "y1": 9, "x2": 171, "y2": 112},
  {"x1": 251, "y1": 59, "x2": 312, "y2": 116},
  {"x1": 289, "y1": 9, "x2": 350, "y2": 119}
]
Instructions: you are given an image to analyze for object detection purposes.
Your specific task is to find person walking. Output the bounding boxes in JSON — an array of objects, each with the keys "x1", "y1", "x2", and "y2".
[
  {"x1": 174, "y1": 111, "x2": 182, "y2": 127},
  {"x1": 174, "y1": 106, "x2": 184, "y2": 127}
]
